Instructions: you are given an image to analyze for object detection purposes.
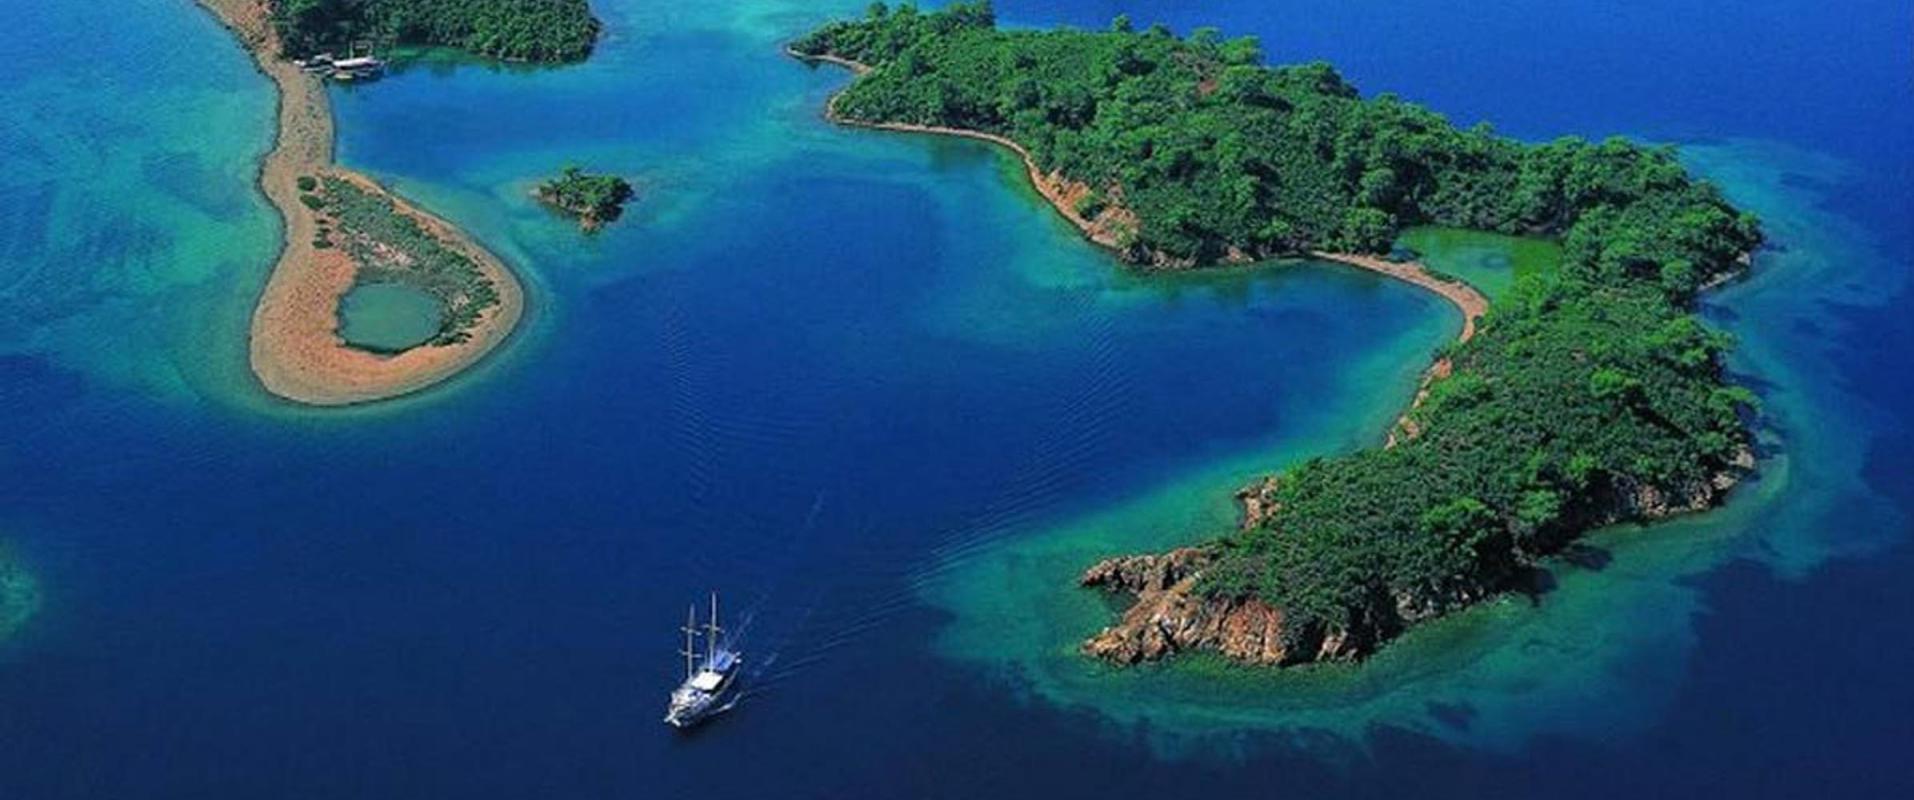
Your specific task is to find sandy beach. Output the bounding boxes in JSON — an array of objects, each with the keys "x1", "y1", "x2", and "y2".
[
  {"x1": 1307, "y1": 251, "x2": 1486, "y2": 343},
  {"x1": 196, "y1": 0, "x2": 523, "y2": 406}
]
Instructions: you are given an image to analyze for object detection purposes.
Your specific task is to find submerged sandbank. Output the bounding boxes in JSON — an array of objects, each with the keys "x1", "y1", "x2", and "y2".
[
  {"x1": 0, "y1": 542, "x2": 38, "y2": 645},
  {"x1": 196, "y1": 0, "x2": 523, "y2": 406}
]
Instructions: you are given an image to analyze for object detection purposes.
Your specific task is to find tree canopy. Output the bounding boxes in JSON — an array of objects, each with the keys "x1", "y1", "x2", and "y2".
[
  {"x1": 272, "y1": 0, "x2": 602, "y2": 63},
  {"x1": 794, "y1": 2, "x2": 1757, "y2": 285},
  {"x1": 537, "y1": 166, "x2": 635, "y2": 229}
]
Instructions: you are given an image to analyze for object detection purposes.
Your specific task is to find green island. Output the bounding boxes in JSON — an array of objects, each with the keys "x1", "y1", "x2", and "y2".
[
  {"x1": 535, "y1": 166, "x2": 636, "y2": 231},
  {"x1": 308, "y1": 175, "x2": 501, "y2": 347},
  {"x1": 272, "y1": 0, "x2": 602, "y2": 62},
  {"x1": 797, "y1": 3, "x2": 1764, "y2": 666}
]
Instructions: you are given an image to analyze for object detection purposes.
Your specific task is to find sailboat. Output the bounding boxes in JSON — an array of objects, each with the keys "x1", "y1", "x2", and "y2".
[{"x1": 664, "y1": 592, "x2": 741, "y2": 729}]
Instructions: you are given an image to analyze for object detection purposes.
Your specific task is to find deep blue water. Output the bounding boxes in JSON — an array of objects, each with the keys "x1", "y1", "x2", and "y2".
[{"x1": 1, "y1": 1, "x2": 1910, "y2": 797}]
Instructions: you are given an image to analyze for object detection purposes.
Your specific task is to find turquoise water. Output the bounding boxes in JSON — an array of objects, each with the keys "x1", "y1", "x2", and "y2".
[
  {"x1": 0, "y1": 0, "x2": 275, "y2": 405},
  {"x1": 1, "y1": 0, "x2": 1910, "y2": 796},
  {"x1": 336, "y1": 282, "x2": 447, "y2": 352}
]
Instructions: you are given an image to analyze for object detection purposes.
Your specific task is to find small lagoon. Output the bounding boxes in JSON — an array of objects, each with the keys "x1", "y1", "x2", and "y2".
[{"x1": 336, "y1": 281, "x2": 446, "y2": 353}]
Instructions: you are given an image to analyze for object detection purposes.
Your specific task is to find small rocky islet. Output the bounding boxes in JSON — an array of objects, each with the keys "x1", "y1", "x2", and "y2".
[{"x1": 534, "y1": 166, "x2": 635, "y2": 232}]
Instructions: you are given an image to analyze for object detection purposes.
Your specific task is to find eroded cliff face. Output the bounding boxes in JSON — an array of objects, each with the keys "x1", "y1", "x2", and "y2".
[
  {"x1": 1592, "y1": 445, "x2": 1754, "y2": 523},
  {"x1": 1078, "y1": 547, "x2": 1364, "y2": 666},
  {"x1": 1079, "y1": 447, "x2": 1756, "y2": 669},
  {"x1": 1080, "y1": 548, "x2": 1280, "y2": 665}
]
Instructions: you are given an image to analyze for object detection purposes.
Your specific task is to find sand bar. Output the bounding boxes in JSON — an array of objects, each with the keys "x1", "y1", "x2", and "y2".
[{"x1": 196, "y1": 0, "x2": 523, "y2": 406}]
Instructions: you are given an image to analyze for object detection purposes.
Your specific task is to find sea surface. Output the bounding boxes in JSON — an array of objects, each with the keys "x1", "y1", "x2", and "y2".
[{"x1": 1, "y1": 0, "x2": 1909, "y2": 796}]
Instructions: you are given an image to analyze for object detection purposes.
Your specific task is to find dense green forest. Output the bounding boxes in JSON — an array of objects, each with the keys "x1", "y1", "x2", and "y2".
[
  {"x1": 799, "y1": 3, "x2": 1765, "y2": 658},
  {"x1": 536, "y1": 166, "x2": 635, "y2": 229},
  {"x1": 794, "y1": 2, "x2": 1757, "y2": 281},
  {"x1": 310, "y1": 176, "x2": 501, "y2": 346},
  {"x1": 272, "y1": 0, "x2": 601, "y2": 62}
]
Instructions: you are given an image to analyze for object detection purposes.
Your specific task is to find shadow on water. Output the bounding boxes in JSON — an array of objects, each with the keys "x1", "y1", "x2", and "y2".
[
  {"x1": 1424, "y1": 701, "x2": 1478, "y2": 733},
  {"x1": 1556, "y1": 542, "x2": 1614, "y2": 572},
  {"x1": 1515, "y1": 541, "x2": 1614, "y2": 603}
]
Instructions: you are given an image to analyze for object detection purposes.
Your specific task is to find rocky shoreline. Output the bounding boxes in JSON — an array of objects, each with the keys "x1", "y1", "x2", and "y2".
[
  {"x1": 533, "y1": 187, "x2": 608, "y2": 232},
  {"x1": 1079, "y1": 445, "x2": 1756, "y2": 667}
]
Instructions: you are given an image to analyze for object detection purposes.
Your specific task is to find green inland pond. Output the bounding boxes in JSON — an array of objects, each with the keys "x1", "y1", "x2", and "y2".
[
  {"x1": 1397, "y1": 226, "x2": 1564, "y2": 303},
  {"x1": 336, "y1": 281, "x2": 449, "y2": 353}
]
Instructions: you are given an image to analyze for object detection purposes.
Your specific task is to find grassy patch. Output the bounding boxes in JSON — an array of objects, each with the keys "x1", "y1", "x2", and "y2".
[{"x1": 315, "y1": 176, "x2": 500, "y2": 346}]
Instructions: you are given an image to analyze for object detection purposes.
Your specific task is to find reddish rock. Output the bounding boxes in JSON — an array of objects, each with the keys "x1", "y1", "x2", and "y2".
[
  {"x1": 1079, "y1": 549, "x2": 1304, "y2": 666},
  {"x1": 1234, "y1": 476, "x2": 1281, "y2": 530}
]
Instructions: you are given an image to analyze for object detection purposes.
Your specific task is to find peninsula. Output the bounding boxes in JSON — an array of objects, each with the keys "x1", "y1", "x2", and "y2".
[
  {"x1": 197, "y1": 0, "x2": 597, "y2": 405},
  {"x1": 796, "y1": 3, "x2": 1763, "y2": 667}
]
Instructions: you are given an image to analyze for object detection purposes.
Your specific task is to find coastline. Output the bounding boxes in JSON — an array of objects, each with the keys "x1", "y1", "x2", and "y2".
[
  {"x1": 532, "y1": 186, "x2": 615, "y2": 232},
  {"x1": 791, "y1": 49, "x2": 1487, "y2": 344},
  {"x1": 196, "y1": 0, "x2": 524, "y2": 406},
  {"x1": 793, "y1": 34, "x2": 1756, "y2": 671}
]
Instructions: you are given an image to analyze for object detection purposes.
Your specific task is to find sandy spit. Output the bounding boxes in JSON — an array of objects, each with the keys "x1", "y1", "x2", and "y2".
[{"x1": 195, "y1": 0, "x2": 524, "y2": 406}]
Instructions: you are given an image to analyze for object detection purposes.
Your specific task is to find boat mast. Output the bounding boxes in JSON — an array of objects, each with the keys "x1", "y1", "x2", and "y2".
[
  {"x1": 680, "y1": 604, "x2": 699, "y2": 679},
  {"x1": 706, "y1": 592, "x2": 722, "y2": 659}
]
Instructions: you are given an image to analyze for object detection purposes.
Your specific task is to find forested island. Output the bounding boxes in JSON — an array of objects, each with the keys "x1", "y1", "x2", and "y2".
[
  {"x1": 272, "y1": 0, "x2": 602, "y2": 62},
  {"x1": 535, "y1": 167, "x2": 635, "y2": 231},
  {"x1": 796, "y1": 3, "x2": 1764, "y2": 666}
]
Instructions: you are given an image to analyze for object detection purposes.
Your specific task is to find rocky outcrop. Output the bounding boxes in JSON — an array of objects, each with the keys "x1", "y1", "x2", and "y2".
[
  {"x1": 1077, "y1": 547, "x2": 1367, "y2": 666},
  {"x1": 1078, "y1": 547, "x2": 1210, "y2": 594},
  {"x1": 1581, "y1": 445, "x2": 1756, "y2": 529},
  {"x1": 1079, "y1": 447, "x2": 1757, "y2": 669},
  {"x1": 1080, "y1": 548, "x2": 1269, "y2": 664},
  {"x1": 1234, "y1": 476, "x2": 1282, "y2": 530}
]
